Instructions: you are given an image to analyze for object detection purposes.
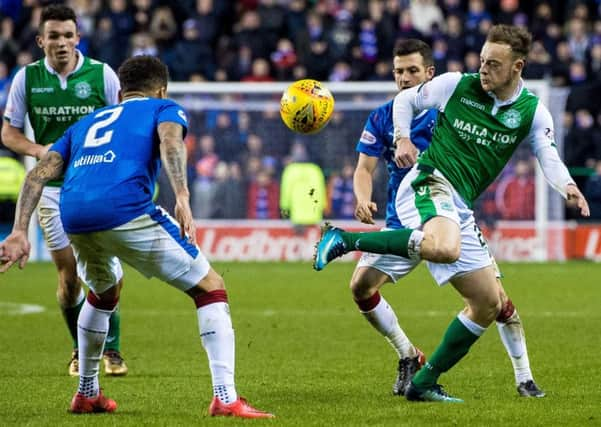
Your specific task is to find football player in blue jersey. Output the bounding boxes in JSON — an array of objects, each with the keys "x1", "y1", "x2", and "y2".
[
  {"x1": 347, "y1": 39, "x2": 544, "y2": 399},
  {"x1": 0, "y1": 55, "x2": 273, "y2": 418}
]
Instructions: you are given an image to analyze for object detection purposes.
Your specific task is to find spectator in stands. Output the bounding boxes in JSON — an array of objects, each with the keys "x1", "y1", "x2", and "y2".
[
  {"x1": 396, "y1": 9, "x2": 422, "y2": 41},
  {"x1": 464, "y1": 50, "x2": 480, "y2": 73},
  {"x1": 129, "y1": 32, "x2": 158, "y2": 57},
  {"x1": 327, "y1": 12, "x2": 354, "y2": 63},
  {"x1": 258, "y1": 0, "x2": 286, "y2": 38},
  {"x1": 149, "y1": 6, "x2": 177, "y2": 52},
  {"x1": 132, "y1": 0, "x2": 153, "y2": 32},
  {"x1": 192, "y1": 134, "x2": 219, "y2": 219},
  {"x1": 241, "y1": 58, "x2": 274, "y2": 82},
  {"x1": 0, "y1": 17, "x2": 19, "y2": 70},
  {"x1": 531, "y1": 2, "x2": 553, "y2": 40},
  {"x1": 564, "y1": 109, "x2": 601, "y2": 168},
  {"x1": 247, "y1": 168, "x2": 280, "y2": 220},
  {"x1": 232, "y1": 10, "x2": 273, "y2": 60},
  {"x1": 496, "y1": 159, "x2": 536, "y2": 220},
  {"x1": 523, "y1": 40, "x2": 552, "y2": 79},
  {"x1": 169, "y1": 18, "x2": 215, "y2": 81},
  {"x1": 551, "y1": 40, "x2": 573, "y2": 86},
  {"x1": 212, "y1": 111, "x2": 242, "y2": 162},
  {"x1": 284, "y1": 0, "x2": 308, "y2": 43},
  {"x1": 584, "y1": 160, "x2": 601, "y2": 220},
  {"x1": 567, "y1": 17, "x2": 590, "y2": 63},
  {"x1": 444, "y1": 14, "x2": 466, "y2": 61},
  {"x1": 103, "y1": 0, "x2": 134, "y2": 65},
  {"x1": 270, "y1": 38, "x2": 297, "y2": 80},
  {"x1": 280, "y1": 142, "x2": 326, "y2": 231},
  {"x1": 327, "y1": 162, "x2": 355, "y2": 220},
  {"x1": 409, "y1": 0, "x2": 444, "y2": 38},
  {"x1": 211, "y1": 161, "x2": 247, "y2": 219},
  {"x1": 90, "y1": 17, "x2": 120, "y2": 69},
  {"x1": 588, "y1": 41, "x2": 601, "y2": 82},
  {"x1": 314, "y1": 111, "x2": 360, "y2": 175},
  {"x1": 465, "y1": 0, "x2": 492, "y2": 32}
]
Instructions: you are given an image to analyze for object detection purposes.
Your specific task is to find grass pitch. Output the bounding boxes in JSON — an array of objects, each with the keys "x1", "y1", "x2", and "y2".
[{"x1": 1, "y1": 261, "x2": 600, "y2": 426}]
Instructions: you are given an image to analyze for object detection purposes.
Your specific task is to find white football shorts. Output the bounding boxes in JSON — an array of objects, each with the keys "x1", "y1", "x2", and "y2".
[
  {"x1": 357, "y1": 223, "x2": 498, "y2": 286},
  {"x1": 356, "y1": 228, "x2": 420, "y2": 282},
  {"x1": 394, "y1": 164, "x2": 498, "y2": 285},
  {"x1": 37, "y1": 186, "x2": 71, "y2": 251},
  {"x1": 69, "y1": 207, "x2": 210, "y2": 295}
]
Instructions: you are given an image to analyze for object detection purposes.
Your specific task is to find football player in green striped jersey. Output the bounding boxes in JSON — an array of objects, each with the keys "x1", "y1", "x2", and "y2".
[
  {"x1": 2, "y1": 4, "x2": 127, "y2": 377},
  {"x1": 314, "y1": 25, "x2": 589, "y2": 402}
]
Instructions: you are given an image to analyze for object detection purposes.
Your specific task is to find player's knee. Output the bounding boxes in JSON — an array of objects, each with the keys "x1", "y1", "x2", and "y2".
[
  {"x1": 349, "y1": 276, "x2": 374, "y2": 301},
  {"x1": 56, "y1": 276, "x2": 82, "y2": 307},
  {"x1": 430, "y1": 241, "x2": 460, "y2": 263},
  {"x1": 196, "y1": 269, "x2": 225, "y2": 293},
  {"x1": 483, "y1": 296, "x2": 503, "y2": 323},
  {"x1": 496, "y1": 299, "x2": 515, "y2": 323}
]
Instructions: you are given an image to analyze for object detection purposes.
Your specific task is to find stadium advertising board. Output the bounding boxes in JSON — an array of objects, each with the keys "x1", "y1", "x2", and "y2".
[{"x1": 191, "y1": 220, "x2": 601, "y2": 262}]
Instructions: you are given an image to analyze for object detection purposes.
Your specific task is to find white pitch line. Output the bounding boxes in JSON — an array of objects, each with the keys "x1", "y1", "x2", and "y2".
[{"x1": 0, "y1": 302, "x2": 46, "y2": 315}]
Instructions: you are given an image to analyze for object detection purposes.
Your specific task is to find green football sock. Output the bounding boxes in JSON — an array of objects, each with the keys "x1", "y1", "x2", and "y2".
[
  {"x1": 104, "y1": 305, "x2": 121, "y2": 352},
  {"x1": 62, "y1": 297, "x2": 84, "y2": 349},
  {"x1": 412, "y1": 317, "x2": 481, "y2": 389},
  {"x1": 340, "y1": 229, "x2": 414, "y2": 258}
]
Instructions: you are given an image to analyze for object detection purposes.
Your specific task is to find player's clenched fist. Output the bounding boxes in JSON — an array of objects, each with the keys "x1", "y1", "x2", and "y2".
[{"x1": 394, "y1": 137, "x2": 419, "y2": 169}]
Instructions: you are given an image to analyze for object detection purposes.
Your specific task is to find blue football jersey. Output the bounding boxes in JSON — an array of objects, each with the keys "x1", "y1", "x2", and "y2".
[
  {"x1": 356, "y1": 100, "x2": 437, "y2": 229},
  {"x1": 50, "y1": 97, "x2": 188, "y2": 233}
]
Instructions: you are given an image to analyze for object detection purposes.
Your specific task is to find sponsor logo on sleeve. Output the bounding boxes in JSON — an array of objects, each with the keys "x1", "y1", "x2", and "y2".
[{"x1": 359, "y1": 130, "x2": 376, "y2": 145}]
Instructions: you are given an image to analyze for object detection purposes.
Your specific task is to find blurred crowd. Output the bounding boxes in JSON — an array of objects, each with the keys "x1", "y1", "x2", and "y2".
[{"x1": 1, "y1": 0, "x2": 601, "y2": 221}]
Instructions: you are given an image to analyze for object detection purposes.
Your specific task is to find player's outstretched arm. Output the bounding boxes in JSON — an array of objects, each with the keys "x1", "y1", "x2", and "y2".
[
  {"x1": 529, "y1": 104, "x2": 590, "y2": 217},
  {"x1": 0, "y1": 151, "x2": 64, "y2": 272},
  {"x1": 353, "y1": 153, "x2": 378, "y2": 224},
  {"x1": 158, "y1": 121, "x2": 196, "y2": 244}
]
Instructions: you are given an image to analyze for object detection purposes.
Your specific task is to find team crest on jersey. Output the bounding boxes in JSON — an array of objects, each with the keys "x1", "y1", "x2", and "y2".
[
  {"x1": 74, "y1": 81, "x2": 92, "y2": 99},
  {"x1": 499, "y1": 109, "x2": 521, "y2": 129}
]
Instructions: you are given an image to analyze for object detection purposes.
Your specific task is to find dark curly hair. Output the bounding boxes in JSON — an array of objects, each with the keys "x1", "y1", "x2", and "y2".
[
  {"x1": 117, "y1": 55, "x2": 169, "y2": 94},
  {"x1": 39, "y1": 4, "x2": 77, "y2": 34}
]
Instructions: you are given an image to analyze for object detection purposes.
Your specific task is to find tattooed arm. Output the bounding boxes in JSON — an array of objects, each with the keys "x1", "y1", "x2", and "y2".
[
  {"x1": 158, "y1": 121, "x2": 195, "y2": 243},
  {"x1": 0, "y1": 151, "x2": 64, "y2": 272}
]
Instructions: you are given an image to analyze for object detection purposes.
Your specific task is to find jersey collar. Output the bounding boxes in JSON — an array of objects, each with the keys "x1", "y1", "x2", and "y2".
[
  {"x1": 44, "y1": 49, "x2": 85, "y2": 89},
  {"x1": 487, "y1": 78, "x2": 524, "y2": 115}
]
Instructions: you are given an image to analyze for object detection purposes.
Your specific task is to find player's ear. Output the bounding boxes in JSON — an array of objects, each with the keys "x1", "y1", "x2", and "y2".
[
  {"x1": 513, "y1": 57, "x2": 525, "y2": 73},
  {"x1": 36, "y1": 34, "x2": 44, "y2": 49},
  {"x1": 426, "y1": 65, "x2": 435, "y2": 80},
  {"x1": 157, "y1": 86, "x2": 167, "y2": 99}
]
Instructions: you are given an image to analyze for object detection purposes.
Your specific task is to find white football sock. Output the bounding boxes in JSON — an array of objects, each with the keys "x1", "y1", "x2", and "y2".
[
  {"x1": 197, "y1": 302, "x2": 237, "y2": 404},
  {"x1": 361, "y1": 296, "x2": 416, "y2": 359},
  {"x1": 407, "y1": 230, "x2": 424, "y2": 261},
  {"x1": 496, "y1": 310, "x2": 533, "y2": 384},
  {"x1": 77, "y1": 300, "x2": 112, "y2": 397}
]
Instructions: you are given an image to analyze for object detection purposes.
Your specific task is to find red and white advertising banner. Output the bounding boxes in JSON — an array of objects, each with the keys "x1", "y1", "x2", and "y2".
[{"x1": 195, "y1": 220, "x2": 601, "y2": 262}]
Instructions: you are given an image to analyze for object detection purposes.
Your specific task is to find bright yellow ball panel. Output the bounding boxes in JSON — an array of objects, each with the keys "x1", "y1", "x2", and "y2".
[{"x1": 280, "y1": 79, "x2": 335, "y2": 134}]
